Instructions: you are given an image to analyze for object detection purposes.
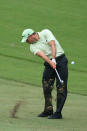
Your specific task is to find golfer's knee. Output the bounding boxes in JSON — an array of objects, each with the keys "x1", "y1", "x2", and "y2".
[
  {"x1": 42, "y1": 79, "x2": 54, "y2": 94},
  {"x1": 57, "y1": 85, "x2": 67, "y2": 98}
]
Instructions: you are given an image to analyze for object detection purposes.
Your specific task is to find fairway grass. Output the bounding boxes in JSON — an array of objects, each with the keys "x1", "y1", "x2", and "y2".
[
  {"x1": 0, "y1": 55, "x2": 87, "y2": 96},
  {"x1": 0, "y1": 79, "x2": 87, "y2": 131},
  {"x1": 0, "y1": 0, "x2": 87, "y2": 130},
  {"x1": 0, "y1": 0, "x2": 87, "y2": 95}
]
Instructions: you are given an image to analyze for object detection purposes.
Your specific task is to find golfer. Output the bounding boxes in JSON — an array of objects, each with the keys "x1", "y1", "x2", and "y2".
[{"x1": 21, "y1": 29, "x2": 68, "y2": 119}]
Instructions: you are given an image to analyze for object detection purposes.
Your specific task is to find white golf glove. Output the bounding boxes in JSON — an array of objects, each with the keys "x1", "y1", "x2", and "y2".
[{"x1": 52, "y1": 58, "x2": 56, "y2": 65}]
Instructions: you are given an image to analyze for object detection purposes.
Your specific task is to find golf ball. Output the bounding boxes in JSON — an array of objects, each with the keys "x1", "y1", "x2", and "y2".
[{"x1": 71, "y1": 61, "x2": 75, "y2": 64}]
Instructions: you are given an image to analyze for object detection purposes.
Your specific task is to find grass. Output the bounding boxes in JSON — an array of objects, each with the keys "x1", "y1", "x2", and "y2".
[
  {"x1": 0, "y1": 0, "x2": 87, "y2": 95},
  {"x1": 0, "y1": 78, "x2": 87, "y2": 131},
  {"x1": 0, "y1": 0, "x2": 87, "y2": 130}
]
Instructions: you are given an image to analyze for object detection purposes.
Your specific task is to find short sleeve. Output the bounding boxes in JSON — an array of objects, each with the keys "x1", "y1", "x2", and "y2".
[
  {"x1": 30, "y1": 45, "x2": 40, "y2": 55},
  {"x1": 42, "y1": 29, "x2": 55, "y2": 43}
]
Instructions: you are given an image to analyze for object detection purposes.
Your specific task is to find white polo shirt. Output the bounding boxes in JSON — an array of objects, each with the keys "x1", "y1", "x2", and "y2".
[{"x1": 30, "y1": 29, "x2": 64, "y2": 59}]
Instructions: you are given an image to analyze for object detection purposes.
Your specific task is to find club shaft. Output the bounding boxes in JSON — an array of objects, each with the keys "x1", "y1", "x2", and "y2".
[{"x1": 55, "y1": 69, "x2": 64, "y2": 83}]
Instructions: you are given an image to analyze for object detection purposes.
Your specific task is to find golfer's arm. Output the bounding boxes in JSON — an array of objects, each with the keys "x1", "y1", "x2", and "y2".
[
  {"x1": 36, "y1": 51, "x2": 51, "y2": 64},
  {"x1": 49, "y1": 40, "x2": 56, "y2": 59}
]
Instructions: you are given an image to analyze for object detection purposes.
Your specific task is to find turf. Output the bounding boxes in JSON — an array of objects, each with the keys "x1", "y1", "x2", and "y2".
[
  {"x1": 0, "y1": 0, "x2": 87, "y2": 130},
  {"x1": 0, "y1": 79, "x2": 87, "y2": 131},
  {"x1": 0, "y1": 0, "x2": 87, "y2": 95}
]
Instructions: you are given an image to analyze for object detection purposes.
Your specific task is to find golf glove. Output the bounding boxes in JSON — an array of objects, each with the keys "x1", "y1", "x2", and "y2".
[{"x1": 52, "y1": 58, "x2": 56, "y2": 65}]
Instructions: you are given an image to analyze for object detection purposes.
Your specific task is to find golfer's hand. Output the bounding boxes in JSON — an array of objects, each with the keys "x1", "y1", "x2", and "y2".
[
  {"x1": 52, "y1": 58, "x2": 56, "y2": 65},
  {"x1": 49, "y1": 60, "x2": 56, "y2": 69}
]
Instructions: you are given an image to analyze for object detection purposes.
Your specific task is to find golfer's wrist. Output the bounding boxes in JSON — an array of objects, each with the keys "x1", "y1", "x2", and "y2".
[
  {"x1": 52, "y1": 58, "x2": 56, "y2": 64},
  {"x1": 49, "y1": 60, "x2": 56, "y2": 69}
]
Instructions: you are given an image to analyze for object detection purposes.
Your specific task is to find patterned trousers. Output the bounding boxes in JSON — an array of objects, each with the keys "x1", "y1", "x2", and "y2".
[{"x1": 42, "y1": 54, "x2": 68, "y2": 113}]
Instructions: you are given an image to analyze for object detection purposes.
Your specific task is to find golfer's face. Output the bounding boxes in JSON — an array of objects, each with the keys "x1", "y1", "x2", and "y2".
[{"x1": 26, "y1": 34, "x2": 37, "y2": 44}]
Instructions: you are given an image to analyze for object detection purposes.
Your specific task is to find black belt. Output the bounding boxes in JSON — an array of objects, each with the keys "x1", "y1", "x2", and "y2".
[
  {"x1": 45, "y1": 54, "x2": 65, "y2": 66},
  {"x1": 55, "y1": 54, "x2": 65, "y2": 60}
]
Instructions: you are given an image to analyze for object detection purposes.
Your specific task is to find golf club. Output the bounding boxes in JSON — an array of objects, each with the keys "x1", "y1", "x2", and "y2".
[{"x1": 55, "y1": 68, "x2": 64, "y2": 84}]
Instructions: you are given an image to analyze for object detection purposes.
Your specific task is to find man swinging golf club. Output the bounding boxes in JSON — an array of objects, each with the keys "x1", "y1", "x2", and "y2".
[{"x1": 21, "y1": 28, "x2": 68, "y2": 119}]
